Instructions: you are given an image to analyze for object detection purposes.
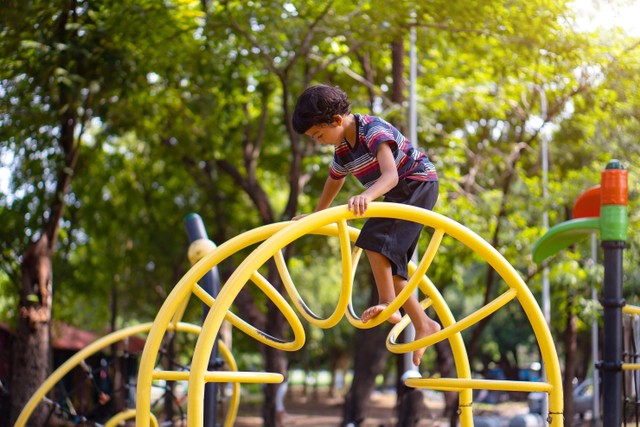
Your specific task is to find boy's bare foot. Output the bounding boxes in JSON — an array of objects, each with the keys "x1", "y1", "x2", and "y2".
[
  {"x1": 361, "y1": 303, "x2": 402, "y2": 324},
  {"x1": 412, "y1": 318, "x2": 441, "y2": 366}
]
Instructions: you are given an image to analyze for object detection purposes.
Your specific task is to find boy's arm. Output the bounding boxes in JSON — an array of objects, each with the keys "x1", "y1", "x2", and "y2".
[
  {"x1": 292, "y1": 176, "x2": 344, "y2": 221},
  {"x1": 315, "y1": 176, "x2": 345, "y2": 211},
  {"x1": 349, "y1": 142, "x2": 398, "y2": 215}
]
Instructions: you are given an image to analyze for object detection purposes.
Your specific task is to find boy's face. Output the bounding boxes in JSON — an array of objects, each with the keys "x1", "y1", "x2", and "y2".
[{"x1": 304, "y1": 116, "x2": 344, "y2": 146}]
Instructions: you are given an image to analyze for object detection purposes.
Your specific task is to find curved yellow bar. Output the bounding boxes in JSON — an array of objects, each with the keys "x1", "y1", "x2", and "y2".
[
  {"x1": 389, "y1": 288, "x2": 517, "y2": 351},
  {"x1": 190, "y1": 278, "x2": 305, "y2": 351},
  {"x1": 15, "y1": 322, "x2": 204, "y2": 427},
  {"x1": 137, "y1": 222, "x2": 297, "y2": 426},
  {"x1": 188, "y1": 203, "x2": 562, "y2": 426},
  {"x1": 15, "y1": 323, "x2": 154, "y2": 427},
  {"x1": 216, "y1": 338, "x2": 241, "y2": 427},
  {"x1": 387, "y1": 273, "x2": 474, "y2": 424},
  {"x1": 274, "y1": 221, "x2": 356, "y2": 328},
  {"x1": 405, "y1": 378, "x2": 553, "y2": 393},
  {"x1": 373, "y1": 205, "x2": 562, "y2": 424},
  {"x1": 153, "y1": 370, "x2": 283, "y2": 383},
  {"x1": 185, "y1": 207, "x2": 455, "y2": 426},
  {"x1": 133, "y1": 203, "x2": 562, "y2": 427},
  {"x1": 623, "y1": 305, "x2": 640, "y2": 316},
  {"x1": 15, "y1": 322, "x2": 243, "y2": 427}
]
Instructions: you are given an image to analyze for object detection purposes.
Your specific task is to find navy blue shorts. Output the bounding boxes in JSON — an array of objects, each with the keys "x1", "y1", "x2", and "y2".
[{"x1": 355, "y1": 179, "x2": 439, "y2": 280}]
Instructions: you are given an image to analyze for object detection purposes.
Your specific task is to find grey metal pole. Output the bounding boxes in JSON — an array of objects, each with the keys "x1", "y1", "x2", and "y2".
[
  {"x1": 185, "y1": 213, "x2": 221, "y2": 427},
  {"x1": 541, "y1": 123, "x2": 551, "y2": 422}
]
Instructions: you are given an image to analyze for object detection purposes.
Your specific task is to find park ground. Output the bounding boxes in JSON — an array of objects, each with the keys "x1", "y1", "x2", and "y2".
[{"x1": 234, "y1": 385, "x2": 533, "y2": 427}]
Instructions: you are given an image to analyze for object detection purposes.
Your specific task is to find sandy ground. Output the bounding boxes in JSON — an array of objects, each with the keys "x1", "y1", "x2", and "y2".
[{"x1": 233, "y1": 388, "x2": 533, "y2": 427}]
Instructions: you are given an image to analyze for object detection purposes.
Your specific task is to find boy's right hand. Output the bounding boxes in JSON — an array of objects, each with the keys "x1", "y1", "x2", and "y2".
[{"x1": 348, "y1": 194, "x2": 372, "y2": 216}]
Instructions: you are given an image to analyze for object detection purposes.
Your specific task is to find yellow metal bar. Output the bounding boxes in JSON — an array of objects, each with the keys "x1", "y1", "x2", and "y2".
[
  {"x1": 337, "y1": 219, "x2": 356, "y2": 326},
  {"x1": 406, "y1": 378, "x2": 553, "y2": 393},
  {"x1": 186, "y1": 212, "x2": 372, "y2": 425},
  {"x1": 276, "y1": 249, "x2": 347, "y2": 328},
  {"x1": 187, "y1": 206, "x2": 469, "y2": 426},
  {"x1": 623, "y1": 305, "x2": 640, "y2": 316},
  {"x1": 15, "y1": 323, "x2": 153, "y2": 427},
  {"x1": 248, "y1": 270, "x2": 306, "y2": 350},
  {"x1": 192, "y1": 281, "x2": 303, "y2": 349},
  {"x1": 192, "y1": 283, "x2": 282, "y2": 349},
  {"x1": 126, "y1": 203, "x2": 563, "y2": 427},
  {"x1": 405, "y1": 273, "x2": 475, "y2": 423},
  {"x1": 179, "y1": 238, "x2": 239, "y2": 426},
  {"x1": 276, "y1": 221, "x2": 360, "y2": 329},
  {"x1": 383, "y1": 203, "x2": 563, "y2": 424},
  {"x1": 389, "y1": 288, "x2": 517, "y2": 352},
  {"x1": 23, "y1": 320, "x2": 242, "y2": 427},
  {"x1": 138, "y1": 222, "x2": 292, "y2": 426},
  {"x1": 415, "y1": 228, "x2": 445, "y2": 294},
  {"x1": 622, "y1": 363, "x2": 640, "y2": 371},
  {"x1": 153, "y1": 370, "x2": 283, "y2": 383},
  {"x1": 170, "y1": 290, "x2": 191, "y2": 329},
  {"x1": 217, "y1": 340, "x2": 241, "y2": 427}
]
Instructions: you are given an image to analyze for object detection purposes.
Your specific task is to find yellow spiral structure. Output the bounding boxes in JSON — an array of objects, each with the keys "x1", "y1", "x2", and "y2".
[
  {"x1": 135, "y1": 202, "x2": 563, "y2": 426},
  {"x1": 13, "y1": 322, "x2": 243, "y2": 427}
]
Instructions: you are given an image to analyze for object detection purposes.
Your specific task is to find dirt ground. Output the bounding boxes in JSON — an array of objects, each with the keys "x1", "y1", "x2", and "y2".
[{"x1": 233, "y1": 387, "x2": 531, "y2": 427}]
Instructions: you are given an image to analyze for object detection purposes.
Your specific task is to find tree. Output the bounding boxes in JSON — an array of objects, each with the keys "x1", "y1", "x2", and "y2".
[{"x1": 0, "y1": 1, "x2": 201, "y2": 423}]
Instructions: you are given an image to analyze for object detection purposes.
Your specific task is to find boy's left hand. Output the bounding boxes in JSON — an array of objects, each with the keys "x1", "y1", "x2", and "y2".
[{"x1": 348, "y1": 194, "x2": 372, "y2": 216}]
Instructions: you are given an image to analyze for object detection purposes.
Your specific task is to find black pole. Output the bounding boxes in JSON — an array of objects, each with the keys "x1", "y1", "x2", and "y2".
[
  {"x1": 601, "y1": 241, "x2": 625, "y2": 427},
  {"x1": 599, "y1": 160, "x2": 628, "y2": 427},
  {"x1": 185, "y1": 213, "x2": 221, "y2": 427}
]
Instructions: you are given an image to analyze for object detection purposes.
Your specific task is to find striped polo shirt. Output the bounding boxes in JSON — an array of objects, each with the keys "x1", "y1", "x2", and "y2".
[{"x1": 329, "y1": 114, "x2": 438, "y2": 188}]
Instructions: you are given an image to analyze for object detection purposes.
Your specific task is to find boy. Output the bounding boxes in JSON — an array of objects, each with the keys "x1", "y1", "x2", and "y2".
[{"x1": 292, "y1": 84, "x2": 441, "y2": 366}]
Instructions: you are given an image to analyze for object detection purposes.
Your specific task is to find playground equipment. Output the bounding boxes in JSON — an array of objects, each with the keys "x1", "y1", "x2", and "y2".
[
  {"x1": 17, "y1": 203, "x2": 567, "y2": 426},
  {"x1": 185, "y1": 213, "x2": 222, "y2": 427},
  {"x1": 13, "y1": 322, "x2": 242, "y2": 427},
  {"x1": 133, "y1": 202, "x2": 563, "y2": 426},
  {"x1": 533, "y1": 159, "x2": 635, "y2": 426}
]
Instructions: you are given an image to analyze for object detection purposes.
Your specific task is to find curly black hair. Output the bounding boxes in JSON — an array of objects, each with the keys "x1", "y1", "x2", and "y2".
[{"x1": 292, "y1": 84, "x2": 351, "y2": 134}]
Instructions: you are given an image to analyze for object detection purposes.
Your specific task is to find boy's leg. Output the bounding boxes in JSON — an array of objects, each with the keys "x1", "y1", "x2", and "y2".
[
  {"x1": 361, "y1": 250, "x2": 402, "y2": 324},
  {"x1": 392, "y1": 276, "x2": 441, "y2": 366}
]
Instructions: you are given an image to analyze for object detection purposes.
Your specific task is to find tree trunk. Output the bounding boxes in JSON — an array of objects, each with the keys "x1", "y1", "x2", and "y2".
[
  {"x1": 341, "y1": 324, "x2": 390, "y2": 426},
  {"x1": 10, "y1": 236, "x2": 53, "y2": 426},
  {"x1": 259, "y1": 261, "x2": 289, "y2": 427},
  {"x1": 9, "y1": 80, "x2": 79, "y2": 423},
  {"x1": 342, "y1": 281, "x2": 391, "y2": 426},
  {"x1": 262, "y1": 304, "x2": 288, "y2": 427}
]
